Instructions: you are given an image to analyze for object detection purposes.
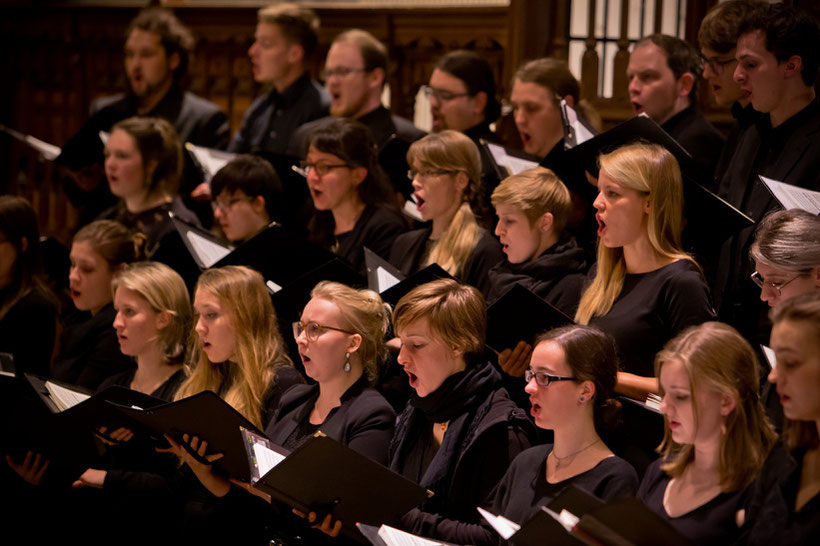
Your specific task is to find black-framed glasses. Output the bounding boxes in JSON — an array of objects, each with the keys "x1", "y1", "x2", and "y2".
[
  {"x1": 421, "y1": 85, "x2": 471, "y2": 102},
  {"x1": 321, "y1": 66, "x2": 368, "y2": 80},
  {"x1": 212, "y1": 196, "x2": 252, "y2": 212},
  {"x1": 407, "y1": 168, "x2": 458, "y2": 181},
  {"x1": 700, "y1": 54, "x2": 737, "y2": 74},
  {"x1": 750, "y1": 271, "x2": 803, "y2": 296},
  {"x1": 293, "y1": 321, "x2": 356, "y2": 342},
  {"x1": 524, "y1": 368, "x2": 576, "y2": 387},
  {"x1": 299, "y1": 161, "x2": 351, "y2": 177}
]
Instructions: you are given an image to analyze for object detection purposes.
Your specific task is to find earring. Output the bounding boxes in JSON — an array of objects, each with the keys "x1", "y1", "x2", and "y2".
[
  {"x1": 579, "y1": 396, "x2": 585, "y2": 403},
  {"x1": 343, "y1": 352, "x2": 351, "y2": 373}
]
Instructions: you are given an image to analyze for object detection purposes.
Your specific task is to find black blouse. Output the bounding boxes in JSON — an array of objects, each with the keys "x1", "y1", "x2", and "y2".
[
  {"x1": 98, "y1": 367, "x2": 186, "y2": 401},
  {"x1": 0, "y1": 288, "x2": 58, "y2": 377},
  {"x1": 638, "y1": 458, "x2": 747, "y2": 545}
]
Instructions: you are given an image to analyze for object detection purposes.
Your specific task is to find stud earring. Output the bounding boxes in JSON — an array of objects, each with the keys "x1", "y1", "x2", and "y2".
[
  {"x1": 579, "y1": 396, "x2": 585, "y2": 402},
  {"x1": 343, "y1": 352, "x2": 351, "y2": 373}
]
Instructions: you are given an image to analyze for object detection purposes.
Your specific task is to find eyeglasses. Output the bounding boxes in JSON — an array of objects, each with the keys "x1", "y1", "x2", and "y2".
[
  {"x1": 293, "y1": 321, "x2": 356, "y2": 342},
  {"x1": 407, "y1": 168, "x2": 458, "y2": 181},
  {"x1": 700, "y1": 54, "x2": 737, "y2": 75},
  {"x1": 300, "y1": 161, "x2": 351, "y2": 177},
  {"x1": 524, "y1": 368, "x2": 577, "y2": 387},
  {"x1": 321, "y1": 66, "x2": 368, "y2": 80},
  {"x1": 750, "y1": 271, "x2": 803, "y2": 296},
  {"x1": 421, "y1": 85, "x2": 471, "y2": 102},
  {"x1": 212, "y1": 197, "x2": 252, "y2": 212}
]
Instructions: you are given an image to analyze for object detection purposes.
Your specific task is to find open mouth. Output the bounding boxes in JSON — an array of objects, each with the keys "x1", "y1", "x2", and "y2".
[
  {"x1": 405, "y1": 370, "x2": 418, "y2": 388},
  {"x1": 520, "y1": 131, "x2": 532, "y2": 147},
  {"x1": 631, "y1": 102, "x2": 643, "y2": 114},
  {"x1": 300, "y1": 353, "x2": 311, "y2": 365},
  {"x1": 202, "y1": 341, "x2": 212, "y2": 350},
  {"x1": 70, "y1": 290, "x2": 81, "y2": 299},
  {"x1": 530, "y1": 400, "x2": 541, "y2": 417},
  {"x1": 596, "y1": 214, "x2": 606, "y2": 236},
  {"x1": 413, "y1": 193, "x2": 426, "y2": 211}
]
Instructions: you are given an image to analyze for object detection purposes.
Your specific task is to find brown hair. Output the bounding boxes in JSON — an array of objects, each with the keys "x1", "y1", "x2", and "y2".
[
  {"x1": 655, "y1": 322, "x2": 776, "y2": 491},
  {"x1": 332, "y1": 29, "x2": 388, "y2": 75},
  {"x1": 770, "y1": 291, "x2": 820, "y2": 451},
  {"x1": 126, "y1": 8, "x2": 195, "y2": 81},
  {"x1": 698, "y1": 0, "x2": 764, "y2": 54},
  {"x1": 393, "y1": 279, "x2": 486, "y2": 363},
  {"x1": 111, "y1": 116, "x2": 182, "y2": 199},
  {"x1": 636, "y1": 34, "x2": 702, "y2": 104},
  {"x1": 258, "y1": 2, "x2": 320, "y2": 58},
  {"x1": 491, "y1": 167, "x2": 571, "y2": 234},
  {"x1": 73, "y1": 220, "x2": 147, "y2": 268}
]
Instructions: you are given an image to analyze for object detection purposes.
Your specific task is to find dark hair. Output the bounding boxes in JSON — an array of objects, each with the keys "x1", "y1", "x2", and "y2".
[
  {"x1": 332, "y1": 29, "x2": 388, "y2": 75},
  {"x1": 210, "y1": 155, "x2": 283, "y2": 222},
  {"x1": 737, "y1": 2, "x2": 820, "y2": 87},
  {"x1": 514, "y1": 58, "x2": 580, "y2": 103},
  {"x1": 698, "y1": 0, "x2": 764, "y2": 54},
  {"x1": 258, "y1": 2, "x2": 320, "y2": 59},
  {"x1": 0, "y1": 196, "x2": 50, "y2": 319},
  {"x1": 111, "y1": 116, "x2": 182, "y2": 199},
  {"x1": 306, "y1": 119, "x2": 396, "y2": 246},
  {"x1": 126, "y1": 8, "x2": 195, "y2": 82},
  {"x1": 636, "y1": 34, "x2": 703, "y2": 104},
  {"x1": 73, "y1": 220, "x2": 147, "y2": 268},
  {"x1": 435, "y1": 50, "x2": 501, "y2": 124},
  {"x1": 535, "y1": 325, "x2": 622, "y2": 430}
]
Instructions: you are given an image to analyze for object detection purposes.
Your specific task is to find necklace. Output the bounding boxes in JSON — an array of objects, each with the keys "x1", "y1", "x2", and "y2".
[
  {"x1": 550, "y1": 439, "x2": 601, "y2": 470},
  {"x1": 435, "y1": 421, "x2": 449, "y2": 432}
]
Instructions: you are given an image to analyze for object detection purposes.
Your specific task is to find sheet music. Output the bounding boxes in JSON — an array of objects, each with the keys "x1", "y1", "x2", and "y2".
[
  {"x1": 560, "y1": 100, "x2": 596, "y2": 146},
  {"x1": 24, "y1": 135, "x2": 61, "y2": 160},
  {"x1": 761, "y1": 345, "x2": 776, "y2": 370},
  {"x1": 377, "y1": 525, "x2": 444, "y2": 546},
  {"x1": 253, "y1": 442, "x2": 286, "y2": 476},
  {"x1": 98, "y1": 131, "x2": 110, "y2": 145},
  {"x1": 477, "y1": 506, "x2": 520, "y2": 540},
  {"x1": 759, "y1": 175, "x2": 820, "y2": 214},
  {"x1": 185, "y1": 231, "x2": 232, "y2": 268},
  {"x1": 186, "y1": 143, "x2": 237, "y2": 182},
  {"x1": 265, "y1": 280, "x2": 283, "y2": 294},
  {"x1": 542, "y1": 506, "x2": 579, "y2": 533},
  {"x1": 403, "y1": 199, "x2": 423, "y2": 222},
  {"x1": 486, "y1": 142, "x2": 538, "y2": 176},
  {"x1": 377, "y1": 267, "x2": 401, "y2": 292},
  {"x1": 45, "y1": 381, "x2": 91, "y2": 411}
]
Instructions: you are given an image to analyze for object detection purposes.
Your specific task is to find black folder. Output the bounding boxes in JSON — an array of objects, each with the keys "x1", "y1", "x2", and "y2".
[
  {"x1": 364, "y1": 247, "x2": 405, "y2": 293},
  {"x1": 379, "y1": 264, "x2": 454, "y2": 306},
  {"x1": 562, "y1": 115, "x2": 753, "y2": 246},
  {"x1": 486, "y1": 283, "x2": 574, "y2": 354},
  {"x1": 244, "y1": 430, "x2": 432, "y2": 539},
  {"x1": 480, "y1": 139, "x2": 542, "y2": 181},
  {"x1": 110, "y1": 390, "x2": 263, "y2": 481},
  {"x1": 575, "y1": 497, "x2": 693, "y2": 546}
]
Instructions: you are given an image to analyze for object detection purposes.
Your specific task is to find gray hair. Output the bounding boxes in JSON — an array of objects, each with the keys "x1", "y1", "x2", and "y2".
[{"x1": 750, "y1": 209, "x2": 820, "y2": 273}]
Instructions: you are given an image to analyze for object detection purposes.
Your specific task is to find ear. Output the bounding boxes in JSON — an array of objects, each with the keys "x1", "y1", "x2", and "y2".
[
  {"x1": 351, "y1": 166, "x2": 368, "y2": 187},
  {"x1": 144, "y1": 159, "x2": 158, "y2": 185},
  {"x1": 369, "y1": 67, "x2": 386, "y2": 90},
  {"x1": 286, "y1": 43, "x2": 305, "y2": 65},
  {"x1": 167, "y1": 51, "x2": 180, "y2": 73},
  {"x1": 538, "y1": 212, "x2": 554, "y2": 234},
  {"x1": 643, "y1": 193, "x2": 651, "y2": 214},
  {"x1": 811, "y1": 265, "x2": 820, "y2": 288},
  {"x1": 719, "y1": 391, "x2": 737, "y2": 417},
  {"x1": 19, "y1": 236, "x2": 28, "y2": 253},
  {"x1": 454, "y1": 171, "x2": 470, "y2": 195},
  {"x1": 155, "y1": 310, "x2": 172, "y2": 331},
  {"x1": 250, "y1": 195, "x2": 267, "y2": 216},
  {"x1": 347, "y1": 333, "x2": 363, "y2": 355},
  {"x1": 677, "y1": 72, "x2": 695, "y2": 98},
  {"x1": 562, "y1": 94, "x2": 576, "y2": 109},
  {"x1": 580, "y1": 379, "x2": 596, "y2": 400},
  {"x1": 783, "y1": 55, "x2": 803, "y2": 80},
  {"x1": 471, "y1": 91, "x2": 488, "y2": 116}
]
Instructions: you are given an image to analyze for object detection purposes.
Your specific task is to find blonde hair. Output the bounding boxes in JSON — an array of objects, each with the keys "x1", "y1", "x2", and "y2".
[
  {"x1": 407, "y1": 131, "x2": 484, "y2": 277},
  {"x1": 770, "y1": 291, "x2": 820, "y2": 451},
  {"x1": 310, "y1": 281, "x2": 391, "y2": 384},
  {"x1": 655, "y1": 322, "x2": 776, "y2": 491},
  {"x1": 393, "y1": 279, "x2": 485, "y2": 361},
  {"x1": 575, "y1": 143, "x2": 696, "y2": 324},
  {"x1": 491, "y1": 167, "x2": 571, "y2": 234},
  {"x1": 111, "y1": 262, "x2": 192, "y2": 366},
  {"x1": 174, "y1": 266, "x2": 292, "y2": 428}
]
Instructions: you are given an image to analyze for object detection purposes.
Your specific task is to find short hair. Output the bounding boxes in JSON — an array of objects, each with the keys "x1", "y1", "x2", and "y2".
[
  {"x1": 258, "y1": 2, "x2": 320, "y2": 59},
  {"x1": 126, "y1": 8, "x2": 195, "y2": 81},
  {"x1": 73, "y1": 220, "x2": 146, "y2": 269},
  {"x1": 0, "y1": 196, "x2": 48, "y2": 319},
  {"x1": 332, "y1": 29, "x2": 388, "y2": 74},
  {"x1": 698, "y1": 0, "x2": 764, "y2": 54},
  {"x1": 111, "y1": 117, "x2": 182, "y2": 199},
  {"x1": 636, "y1": 34, "x2": 703, "y2": 104},
  {"x1": 491, "y1": 167, "x2": 571, "y2": 234},
  {"x1": 535, "y1": 325, "x2": 622, "y2": 431},
  {"x1": 514, "y1": 57, "x2": 580, "y2": 104},
  {"x1": 655, "y1": 322, "x2": 777, "y2": 491},
  {"x1": 210, "y1": 155, "x2": 283, "y2": 222},
  {"x1": 434, "y1": 50, "x2": 501, "y2": 123},
  {"x1": 310, "y1": 281, "x2": 391, "y2": 385},
  {"x1": 750, "y1": 209, "x2": 820, "y2": 275},
  {"x1": 112, "y1": 261, "x2": 192, "y2": 366},
  {"x1": 393, "y1": 279, "x2": 486, "y2": 363},
  {"x1": 737, "y1": 2, "x2": 820, "y2": 87},
  {"x1": 770, "y1": 291, "x2": 820, "y2": 451}
]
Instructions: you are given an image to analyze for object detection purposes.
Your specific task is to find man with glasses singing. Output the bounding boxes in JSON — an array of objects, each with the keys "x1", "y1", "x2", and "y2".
[{"x1": 626, "y1": 33, "x2": 725, "y2": 176}]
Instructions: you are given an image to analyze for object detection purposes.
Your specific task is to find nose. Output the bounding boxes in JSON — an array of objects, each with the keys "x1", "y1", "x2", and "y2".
[
  {"x1": 628, "y1": 75, "x2": 640, "y2": 96},
  {"x1": 514, "y1": 108, "x2": 526, "y2": 127},
  {"x1": 494, "y1": 220, "x2": 503, "y2": 237},
  {"x1": 759, "y1": 285, "x2": 778, "y2": 306},
  {"x1": 411, "y1": 177, "x2": 422, "y2": 192},
  {"x1": 68, "y1": 265, "x2": 79, "y2": 284},
  {"x1": 659, "y1": 395, "x2": 669, "y2": 415},
  {"x1": 702, "y1": 62, "x2": 715, "y2": 80},
  {"x1": 524, "y1": 376, "x2": 538, "y2": 396},
  {"x1": 195, "y1": 316, "x2": 207, "y2": 337},
  {"x1": 113, "y1": 311, "x2": 124, "y2": 330},
  {"x1": 733, "y1": 64, "x2": 745, "y2": 84},
  {"x1": 397, "y1": 344, "x2": 409, "y2": 367},
  {"x1": 593, "y1": 191, "x2": 605, "y2": 211}
]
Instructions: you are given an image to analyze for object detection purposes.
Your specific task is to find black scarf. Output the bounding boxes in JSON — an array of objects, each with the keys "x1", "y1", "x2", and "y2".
[{"x1": 408, "y1": 358, "x2": 500, "y2": 423}]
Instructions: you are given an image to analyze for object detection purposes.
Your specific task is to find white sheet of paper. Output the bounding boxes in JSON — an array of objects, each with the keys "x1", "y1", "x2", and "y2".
[
  {"x1": 265, "y1": 280, "x2": 283, "y2": 294},
  {"x1": 761, "y1": 344, "x2": 776, "y2": 370},
  {"x1": 185, "y1": 231, "x2": 232, "y2": 268},
  {"x1": 542, "y1": 506, "x2": 579, "y2": 533},
  {"x1": 98, "y1": 130, "x2": 110, "y2": 145},
  {"x1": 477, "y1": 506, "x2": 520, "y2": 540},
  {"x1": 759, "y1": 175, "x2": 820, "y2": 214},
  {"x1": 561, "y1": 100, "x2": 596, "y2": 145},
  {"x1": 187, "y1": 143, "x2": 237, "y2": 182},
  {"x1": 377, "y1": 525, "x2": 444, "y2": 546},
  {"x1": 403, "y1": 199, "x2": 423, "y2": 222},
  {"x1": 45, "y1": 381, "x2": 91, "y2": 411},
  {"x1": 25, "y1": 135, "x2": 61, "y2": 160},
  {"x1": 377, "y1": 267, "x2": 401, "y2": 292},
  {"x1": 486, "y1": 142, "x2": 538, "y2": 176},
  {"x1": 253, "y1": 442, "x2": 286, "y2": 477}
]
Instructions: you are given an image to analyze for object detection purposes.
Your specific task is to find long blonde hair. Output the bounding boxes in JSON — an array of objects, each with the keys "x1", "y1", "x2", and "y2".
[
  {"x1": 407, "y1": 131, "x2": 484, "y2": 277},
  {"x1": 575, "y1": 143, "x2": 696, "y2": 324},
  {"x1": 174, "y1": 266, "x2": 292, "y2": 428},
  {"x1": 655, "y1": 322, "x2": 776, "y2": 491}
]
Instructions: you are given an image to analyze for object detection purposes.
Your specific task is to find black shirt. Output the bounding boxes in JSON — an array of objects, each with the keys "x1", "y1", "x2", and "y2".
[
  {"x1": 229, "y1": 72, "x2": 330, "y2": 156},
  {"x1": 492, "y1": 445, "x2": 638, "y2": 529},
  {"x1": 661, "y1": 105, "x2": 725, "y2": 177},
  {"x1": 638, "y1": 458, "x2": 747, "y2": 545},
  {"x1": 98, "y1": 368, "x2": 186, "y2": 401},
  {"x1": 0, "y1": 288, "x2": 57, "y2": 377},
  {"x1": 713, "y1": 102, "x2": 762, "y2": 189}
]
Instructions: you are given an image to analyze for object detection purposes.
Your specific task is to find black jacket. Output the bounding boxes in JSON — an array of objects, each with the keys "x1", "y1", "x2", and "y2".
[{"x1": 661, "y1": 105, "x2": 725, "y2": 177}]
